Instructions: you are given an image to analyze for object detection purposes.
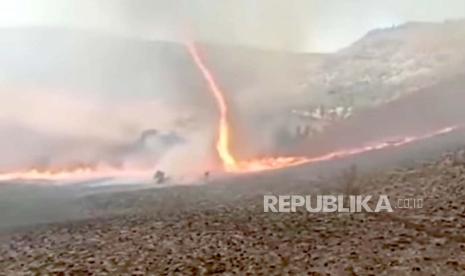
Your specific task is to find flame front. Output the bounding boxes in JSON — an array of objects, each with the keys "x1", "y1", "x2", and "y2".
[
  {"x1": 234, "y1": 125, "x2": 457, "y2": 173},
  {"x1": 186, "y1": 41, "x2": 459, "y2": 173},
  {"x1": 0, "y1": 165, "x2": 153, "y2": 182},
  {"x1": 0, "y1": 42, "x2": 460, "y2": 181},
  {"x1": 0, "y1": 126, "x2": 457, "y2": 180}
]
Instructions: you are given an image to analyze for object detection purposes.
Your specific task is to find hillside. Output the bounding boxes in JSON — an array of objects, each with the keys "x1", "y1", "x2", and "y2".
[
  {"x1": 1, "y1": 21, "x2": 465, "y2": 166},
  {"x1": 1, "y1": 146, "x2": 464, "y2": 274}
]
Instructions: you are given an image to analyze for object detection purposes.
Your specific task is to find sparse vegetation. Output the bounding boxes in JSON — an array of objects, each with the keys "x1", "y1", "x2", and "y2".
[{"x1": 1, "y1": 148, "x2": 465, "y2": 274}]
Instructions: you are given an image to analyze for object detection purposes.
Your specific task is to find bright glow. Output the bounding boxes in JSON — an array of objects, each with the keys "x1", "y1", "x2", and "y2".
[
  {"x1": 0, "y1": 126, "x2": 458, "y2": 180},
  {"x1": 0, "y1": 165, "x2": 153, "y2": 182},
  {"x1": 227, "y1": 126, "x2": 458, "y2": 173},
  {"x1": 185, "y1": 40, "x2": 459, "y2": 173},
  {"x1": 186, "y1": 41, "x2": 237, "y2": 170},
  {"x1": 0, "y1": 41, "x2": 460, "y2": 181}
]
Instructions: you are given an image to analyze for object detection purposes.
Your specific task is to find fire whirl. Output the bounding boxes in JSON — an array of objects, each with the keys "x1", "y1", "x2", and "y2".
[
  {"x1": 0, "y1": 125, "x2": 458, "y2": 180},
  {"x1": 0, "y1": 44, "x2": 460, "y2": 181},
  {"x1": 186, "y1": 41, "x2": 459, "y2": 173},
  {"x1": 186, "y1": 41, "x2": 237, "y2": 171}
]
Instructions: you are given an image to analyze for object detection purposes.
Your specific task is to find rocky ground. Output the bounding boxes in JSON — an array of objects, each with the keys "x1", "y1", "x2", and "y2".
[{"x1": 1, "y1": 150, "x2": 465, "y2": 275}]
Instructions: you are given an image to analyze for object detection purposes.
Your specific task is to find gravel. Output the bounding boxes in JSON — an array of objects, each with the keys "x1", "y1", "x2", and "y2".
[{"x1": 1, "y1": 150, "x2": 465, "y2": 275}]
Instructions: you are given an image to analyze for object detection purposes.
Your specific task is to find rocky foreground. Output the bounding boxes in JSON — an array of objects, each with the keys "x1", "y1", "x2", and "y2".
[{"x1": 1, "y1": 150, "x2": 465, "y2": 275}]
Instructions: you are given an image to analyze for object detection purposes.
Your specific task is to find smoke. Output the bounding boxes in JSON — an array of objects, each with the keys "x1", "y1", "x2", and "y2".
[
  {"x1": 0, "y1": 24, "x2": 228, "y2": 177},
  {"x1": 0, "y1": 85, "x2": 215, "y2": 175},
  {"x1": 1, "y1": 6, "x2": 465, "y2": 179},
  {"x1": 2, "y1": 0, "x2": 465, "y2": 52}
]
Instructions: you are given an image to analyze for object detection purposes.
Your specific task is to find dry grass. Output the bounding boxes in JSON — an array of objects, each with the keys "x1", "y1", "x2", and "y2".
[{"x1": 1, "y1": 150, "x2": 465, "y2": 274}]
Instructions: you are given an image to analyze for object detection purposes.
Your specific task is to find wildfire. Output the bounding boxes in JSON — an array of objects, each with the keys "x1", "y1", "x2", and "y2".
[
  {"x1": 0, "y1": 126, "x2": 457, "y2": 181},
  {"x1": 186, "y1": 41, "x2": 459, "y2": 173},
  {"x1": 186, "y1": 41, "x2": 237, "y2": 171},
  {"x1": 222, "y1": 126, "x2": 458, "y2": 173},
  {"x1": 0, "y1": 165, "x2": 152, "y2": 182},
  {"x1": 0, "y1": 43, "x2": 460, "y2": 182}
]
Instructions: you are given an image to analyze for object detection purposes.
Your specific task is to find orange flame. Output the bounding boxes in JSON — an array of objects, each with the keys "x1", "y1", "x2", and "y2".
[
  {"x1": 186, "y1": 41, "x2": 237, "y2": 171},
  {"x1": 232, "y1": 125, "x2": 458, "y2": 173},
  {"x1": 0, "y1": 165, "x2": 152, "y2": 182},
  {"x1": 0, "y1": 126, "x2": 457, "y2": 181},
  {"x1": 0, "y1": 43, "x2": 460, "y2": 182},
  {"x1": 186, "y1": 41, "x2": 459, "y2": 173}
]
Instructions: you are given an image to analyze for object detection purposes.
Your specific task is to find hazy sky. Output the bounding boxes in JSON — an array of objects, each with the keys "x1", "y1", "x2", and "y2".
[{"x1": 1, "y1": 0, "x2": 464, "y2": 52}]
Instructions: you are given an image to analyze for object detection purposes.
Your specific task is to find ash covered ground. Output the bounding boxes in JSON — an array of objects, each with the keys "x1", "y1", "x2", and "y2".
[
  {"x1": 1, "y1": 132, "x2": 465, "y2": 275},
  {"x1": 1, "y1": 19, "x2": 465, "y2": 275}
]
